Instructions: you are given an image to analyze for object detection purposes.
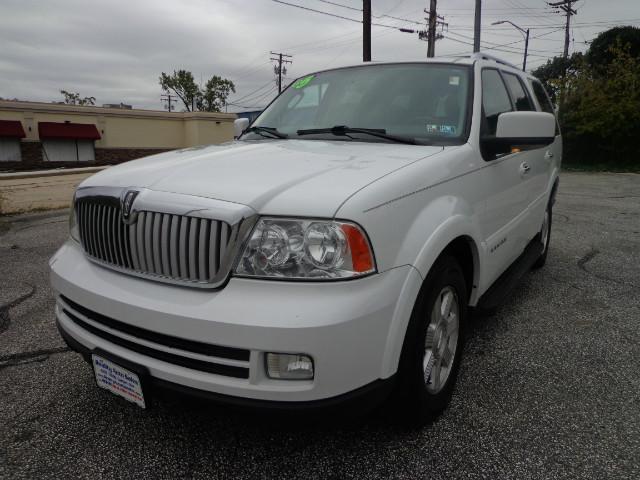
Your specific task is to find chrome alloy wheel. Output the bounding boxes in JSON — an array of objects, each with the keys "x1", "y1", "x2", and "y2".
[
  {"x1": 540, "y1": 210, "x2": 550, "y2": 252},
  {"x1": 423, "y1": 286, "x2": 460, "y2": 394}
]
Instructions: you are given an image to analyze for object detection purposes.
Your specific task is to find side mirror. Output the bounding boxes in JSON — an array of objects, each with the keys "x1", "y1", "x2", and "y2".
[
  {"x1": 234, "y1": 118, "x2": 250, "y2": 139},
  {"x1": 481, "y1": 111, "x2": 555, "y2": 158}
]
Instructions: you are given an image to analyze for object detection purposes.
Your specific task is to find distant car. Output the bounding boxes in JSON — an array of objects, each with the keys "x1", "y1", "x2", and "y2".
[{"x1": 50, "y1": 53, "x2": 561, "y2": 424}]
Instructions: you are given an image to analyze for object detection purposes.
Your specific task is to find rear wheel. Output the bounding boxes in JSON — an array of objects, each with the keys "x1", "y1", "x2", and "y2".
[
  {"x1": 395, "y1": 255, "x2": 468, "y2": 425},
  {"x1": 532, "y1": 204, "x2": 552, "y2": 269}
]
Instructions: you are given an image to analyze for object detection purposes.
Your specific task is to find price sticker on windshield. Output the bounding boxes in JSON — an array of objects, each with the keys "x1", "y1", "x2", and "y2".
[{"x1": 293, "y1": 75, "x2": 314, "y2": 89}]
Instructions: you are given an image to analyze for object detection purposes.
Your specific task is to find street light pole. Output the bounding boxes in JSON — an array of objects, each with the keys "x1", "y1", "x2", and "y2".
[
  {"x1": 492, "y1": 20, "x2": 529, "y2": 71},
  {"x1": 523, "y1": 28, "x2": 530, "y2": 71}
]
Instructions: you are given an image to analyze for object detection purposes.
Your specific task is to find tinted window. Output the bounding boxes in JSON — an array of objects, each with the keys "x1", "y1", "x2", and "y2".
[
  {"x1": 530, "y1": 80, "x2": 554, "y2": 114},
  {"x1": 482, "y1": 69, "x2": 513, "y2": 135},
  {"x1": 502, "y1": 73, "x2": 534, "y2": 111},
  {"x1": 249, "y1": 64, "x2": 471, "y2": 145}
]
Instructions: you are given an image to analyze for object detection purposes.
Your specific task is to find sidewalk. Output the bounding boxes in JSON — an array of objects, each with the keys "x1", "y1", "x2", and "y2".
[{"x1": 0, "y1": 167, "x2": 107, "y2": 214}]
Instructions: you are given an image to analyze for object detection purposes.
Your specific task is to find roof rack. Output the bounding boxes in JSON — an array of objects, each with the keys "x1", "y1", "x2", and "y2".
[{"x1": 469, "y1": 52, "x2": 518, "y2": 69}]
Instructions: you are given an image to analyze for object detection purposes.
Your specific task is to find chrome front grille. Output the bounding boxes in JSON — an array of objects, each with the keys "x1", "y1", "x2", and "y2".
[{"x1": 76, "y1": 199, "x2": 235, "y2": 287}]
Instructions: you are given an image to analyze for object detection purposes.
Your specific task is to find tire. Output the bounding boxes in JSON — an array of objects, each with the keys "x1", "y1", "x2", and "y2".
[
  {"x1": 532, "y1": 203, "x2": 552, "y2": 270},
  {"x1": 394, "y1": 255, "x2": 468, "y2": 426}
]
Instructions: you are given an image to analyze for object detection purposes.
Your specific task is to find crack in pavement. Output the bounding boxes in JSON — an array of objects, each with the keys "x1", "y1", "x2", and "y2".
[
  {"x1": 13, "y1": 218, "x2": 66, "y2": 233},
  {"x1": 577, "y1": 248, "x2": 639, "y2": 289},
  {"x1": 0, "y1": 283, "x2": 36, "y2": 335},
  {"x1": 577, "y1": 248, "x2": 600, "y2": 270},
  {"x1": 0, "y1": 346, "x2": 71, "y2": 370}
]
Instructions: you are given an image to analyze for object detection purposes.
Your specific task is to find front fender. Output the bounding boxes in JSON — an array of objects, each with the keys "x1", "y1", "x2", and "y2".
[
  {"x1": 379, "y1": 207, "x2": 483, "y2": 378},
  {"x1": 411, "y1": 213, "x2": 482, "y2": 294}
]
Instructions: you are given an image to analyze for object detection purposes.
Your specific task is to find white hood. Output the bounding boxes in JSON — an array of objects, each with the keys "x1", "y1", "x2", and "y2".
[{"x1": 82, "y1": 140, "x2": 445, "y2": 217}]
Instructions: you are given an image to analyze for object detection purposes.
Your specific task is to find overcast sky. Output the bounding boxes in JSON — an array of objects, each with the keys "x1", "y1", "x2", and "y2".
[{"x1": 1, "y1": 0, "x2": 638, "y2": 112}]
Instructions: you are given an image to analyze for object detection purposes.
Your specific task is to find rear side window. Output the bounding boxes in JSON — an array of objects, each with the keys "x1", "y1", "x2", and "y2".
[
  {"x1": 530, "y1": 80, "x2": 554, "y2": 114},
  {"x1": 481, "y1": 69, "x2": 513, "y2": 135},
  {"x1": 530, "y1": 79, "x2": 559, "y2": 135},
  {"x1": 502, "y1": 73, "x2": 534, "y2": 111}
]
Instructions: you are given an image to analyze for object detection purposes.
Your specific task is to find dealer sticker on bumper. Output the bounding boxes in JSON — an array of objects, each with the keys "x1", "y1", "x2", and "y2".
[{"x1": 92, "y1": 354, "x2": 146, "y2": 408}]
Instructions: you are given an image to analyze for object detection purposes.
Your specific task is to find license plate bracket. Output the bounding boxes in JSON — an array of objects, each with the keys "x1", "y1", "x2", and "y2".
[{"x1": 91, "y1": 349, "x2": 152, "y2": 409}]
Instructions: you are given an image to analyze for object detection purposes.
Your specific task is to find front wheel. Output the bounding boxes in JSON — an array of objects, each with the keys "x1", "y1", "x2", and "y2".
[{"x1": 395, "y1": 255, "x2": 468, "y2": 425}]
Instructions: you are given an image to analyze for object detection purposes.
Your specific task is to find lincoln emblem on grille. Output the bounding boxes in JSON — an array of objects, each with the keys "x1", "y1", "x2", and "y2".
[{"x1": 121, "y1": 190, "x2": 139, "y2": 224}]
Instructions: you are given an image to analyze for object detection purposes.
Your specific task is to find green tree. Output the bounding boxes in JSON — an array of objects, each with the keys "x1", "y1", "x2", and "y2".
[
  {"x1": 159, "y1": 70, "x2": 235, "y2": 112},
  {"x1": 159, "y1": 70, "x2": 200, "y2": 111},
  {"x1": 561, "y1": 43, "x2": 640, "y2": 168},
  {"x1": 198, "y1": 76, "x2": 235, "y2": 112},
  {"x1": 531, "y1": 52, "x2": 583, "y2": 104},
  {"x1": 60, "y1": 90, "x2": 96, "y2": 106},
  {"x1": 587, "y1": 26, "x2": 640, "y2": 73}
]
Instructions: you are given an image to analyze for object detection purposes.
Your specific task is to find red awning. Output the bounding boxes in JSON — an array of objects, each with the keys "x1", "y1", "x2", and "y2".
[
  {"x1": 0, "y1": 120, "x2": 26, "y2": 138},
  {"x1": 38, "y1": 122, "x2": 101, "y2": 140}
]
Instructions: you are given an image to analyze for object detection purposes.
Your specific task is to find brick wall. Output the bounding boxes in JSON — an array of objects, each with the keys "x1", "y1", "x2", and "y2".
[
  {"x1": 0, "y1": 142, "x2": 173, "y2": 172},
  {"x1": 20, "y1": 141, "x2": 42, "y2": 163},
  {"x1": 94, "y1": 147, "x2": 172, "y2": 164}
]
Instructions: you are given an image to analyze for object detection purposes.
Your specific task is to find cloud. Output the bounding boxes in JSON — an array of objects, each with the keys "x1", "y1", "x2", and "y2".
[{"x1": 0, "y1": 0, "x2": 634, "y2": 110}]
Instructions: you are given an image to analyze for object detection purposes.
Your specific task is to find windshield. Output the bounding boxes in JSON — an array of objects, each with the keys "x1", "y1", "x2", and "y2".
[{"x1": 244, "y1": 63, "x2": 471, "y2": 145}]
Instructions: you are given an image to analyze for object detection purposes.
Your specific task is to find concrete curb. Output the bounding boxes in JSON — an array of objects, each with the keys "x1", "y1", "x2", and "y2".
[{"x1": 0, "y1": 166, "x2": 109, "y2": 181}]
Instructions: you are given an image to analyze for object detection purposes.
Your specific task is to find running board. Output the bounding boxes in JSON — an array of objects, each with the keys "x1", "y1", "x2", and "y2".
[{"x1": 476, "y1": 239, "x2": 543, "y2": 312}]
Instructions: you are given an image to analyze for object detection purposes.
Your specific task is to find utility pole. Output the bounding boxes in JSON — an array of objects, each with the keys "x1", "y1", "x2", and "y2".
[
  {"x1": 270, "y1": 52, "x2": 293, "y2": 93},
  {"x1": 473, "y1": 0, "x2": 482, "y2": 52},
  {"x1": 363, "y1": 0, "x2": 371, "y2": 61},
  {"x1": 549, "y1": 1, "x2": 577, "y2": 108},
  {"x1": 160, "y1": 93, "x2": 177, "y2": 112},
  {"x1": 427, "y1": 0, "x2": 437, "y2": 58},
  {"x1": 548, "y1": 0, "x2": 577, "y2": 61},
  {"x1": 416, "y1": 2, "x2": 446, "y2": 58}
]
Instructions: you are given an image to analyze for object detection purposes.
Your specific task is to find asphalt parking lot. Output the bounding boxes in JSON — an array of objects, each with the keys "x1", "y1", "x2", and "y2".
[{"x1": 1, "y1": 171, "x2": 639, "y2": 479}]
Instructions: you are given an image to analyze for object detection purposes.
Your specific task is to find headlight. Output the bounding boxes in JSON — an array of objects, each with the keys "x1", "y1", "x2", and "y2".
[
  {"x1": 235, "y1": 218, "x2": 375, "y2": 279},
  {"x1": 69, "y1": 202, "x2": 80, "y2": 243}
]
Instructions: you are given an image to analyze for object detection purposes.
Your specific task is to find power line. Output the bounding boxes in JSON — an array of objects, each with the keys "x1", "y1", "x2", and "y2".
[
  {"x1": 314, "y1": 0, "x2": 360, "y2": 12},
  {"x1": 312, "y1": 0, "x2": 425, "y2": 26},
  {"x1": 500, "y1": 0, "x2": 558, "y2": 26},
  {"x1": 448, "y1": 18, "x2": 640, "y2": 30},
  {"x1": 227, "y1": 86, "x2": 278, "y2": 110},
  {"x1": 447, "y1": 28, "x2": 565, "y2": 54},
  {"x1": 229, "y1": 80, "x2": 275, "y2": 104},
  {"x1": 271, "y1": 0, "x2": 407, "y2": 29},
  {"x1": 231, "y1": 61, "x2": 273, "y2": 81},
  {"x1": 442, "y1": 35, "x2": 555, "y2": 58}
]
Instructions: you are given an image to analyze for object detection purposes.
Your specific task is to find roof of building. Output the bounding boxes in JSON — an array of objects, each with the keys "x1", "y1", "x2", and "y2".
[{"x1": 0, "y1": 100, "x2": 238, "y2": 120}]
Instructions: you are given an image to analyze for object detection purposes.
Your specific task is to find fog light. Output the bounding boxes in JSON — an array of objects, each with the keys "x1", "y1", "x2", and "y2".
[{"x1": 266, "y1": 353, "x2": 314, "y2": 380}]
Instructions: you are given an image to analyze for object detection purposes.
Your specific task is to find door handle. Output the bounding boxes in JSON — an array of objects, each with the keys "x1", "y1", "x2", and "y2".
[
  {"x1": 544, "y1": 151, "x2": 554, "y2": 160},
  {"x1": 519, "y1": 162, "x2": 531, "y2": 175}
]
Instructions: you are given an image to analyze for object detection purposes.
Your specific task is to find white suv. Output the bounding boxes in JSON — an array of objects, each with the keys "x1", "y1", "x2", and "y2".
[{"x1": 50, "y1": 54, "x2": 561, "y2": 423}]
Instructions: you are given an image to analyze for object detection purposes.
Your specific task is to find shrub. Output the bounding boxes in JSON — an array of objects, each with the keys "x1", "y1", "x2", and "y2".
[{"x1": 560, "y1": 43, "x2": 640, "y2": 168}]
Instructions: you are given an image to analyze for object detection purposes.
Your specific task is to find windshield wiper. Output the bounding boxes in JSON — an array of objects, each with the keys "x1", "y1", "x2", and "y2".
[
  {"x1": 297, "y1": 125, "x2": 418, "y2": 145},
  {"x1": 244, "y1": 126, "x2": 288, "y2": 139}
]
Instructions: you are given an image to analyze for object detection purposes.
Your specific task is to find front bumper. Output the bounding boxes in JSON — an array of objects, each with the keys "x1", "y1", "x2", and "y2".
[
  {"x1": 50, "y1": 240, "x2": 420, "y2": 404},
  {"x1": 57, "y1": 321, "x2": 395, "y2": 412}
]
